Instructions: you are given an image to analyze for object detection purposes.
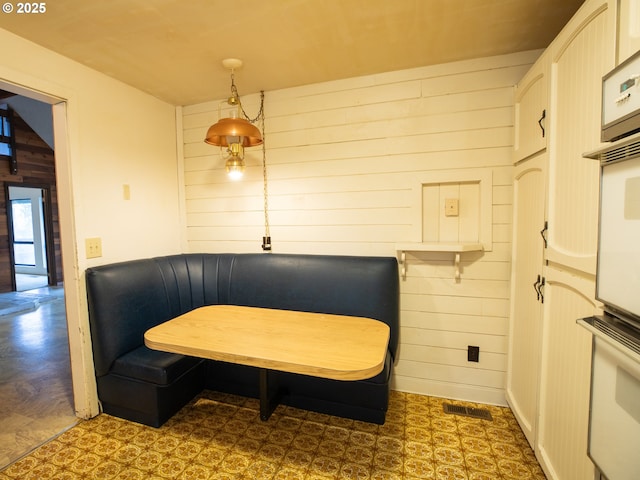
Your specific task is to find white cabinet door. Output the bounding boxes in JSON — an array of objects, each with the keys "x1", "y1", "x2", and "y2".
[
  {"x1": 514, "y1": 53, "x2": 549, "y2": 163},
  {"x1": 536, "y1": 266, "x2": 598, "y2": 480},
  {"x1": 619, "y1": 0, "x2": 640, "y2": 63},
  {"x1": 546, "y1": 0, "x2": 615, "y2": 276},
  {"x1": 506, "y1": 152, "x2": 546, "y2": 448}
]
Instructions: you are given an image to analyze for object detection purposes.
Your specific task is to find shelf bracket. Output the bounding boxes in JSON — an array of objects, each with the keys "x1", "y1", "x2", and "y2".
[{"x1": 400, "y1": 250, "x2": 464, "y2": 281}]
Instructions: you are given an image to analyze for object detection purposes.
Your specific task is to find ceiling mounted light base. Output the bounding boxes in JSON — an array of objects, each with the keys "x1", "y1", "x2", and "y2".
[{"x1": 222, "y1": 58, "x2": 243, "y2": 71}]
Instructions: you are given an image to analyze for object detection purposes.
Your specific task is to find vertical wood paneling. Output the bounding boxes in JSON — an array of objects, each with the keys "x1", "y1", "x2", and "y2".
[
  {"x1": 421, "y1": 181, "x2": 481, "y2": 244},
  {"x1": 537, "y1": 268, "x2": 596, "y2": 480},
  {"x1": 506, "y1": 154, "x2": 546, "y2": 447},
  {"x1": 459, "y1": 182, "x2": 480, "y2": 242},
  {"x1": 182, "y1": 51, "x2": 541, "y2": 404},
  {"x1": 439, "y1": 183, "x2": 460, "y2": 243},
  {"x1": 548, "y1": 7, "x2": 610, "y2": 274},
  {"x1": 422, "y1": 185, "x2": 440, "y2": 242}
]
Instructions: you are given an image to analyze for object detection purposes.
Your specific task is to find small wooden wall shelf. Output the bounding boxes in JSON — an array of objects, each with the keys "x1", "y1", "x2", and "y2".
[{"x1": 396, "y1": 243, "x2": 484, "y2": 281}]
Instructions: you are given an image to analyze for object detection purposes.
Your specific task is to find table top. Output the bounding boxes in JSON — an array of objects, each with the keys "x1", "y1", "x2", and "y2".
[{"x1": 144, "y1": 305, "x2": 390, "y2": 381}]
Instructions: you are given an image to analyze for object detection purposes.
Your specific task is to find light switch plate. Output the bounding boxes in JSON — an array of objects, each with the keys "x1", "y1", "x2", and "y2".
[
  {"x1": 445, "y1": 198, "x2": 459, "y2": 216},
  {"x1": 86, "y1": 237, "x2": 102, "y2": 259}
]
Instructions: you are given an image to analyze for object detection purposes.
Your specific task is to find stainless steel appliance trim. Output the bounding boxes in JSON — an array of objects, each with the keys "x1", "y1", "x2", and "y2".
[{"x1": 579, "y1": 315, "x2": 640, "y2": 360}]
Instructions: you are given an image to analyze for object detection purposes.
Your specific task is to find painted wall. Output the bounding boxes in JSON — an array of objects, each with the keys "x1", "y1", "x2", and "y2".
[
  {"x1": 182, "y1": 51, "x2": 541, "y2": 405},
  {"x1": 0, "y1": 27, "x2": 182, "y2": 416}
]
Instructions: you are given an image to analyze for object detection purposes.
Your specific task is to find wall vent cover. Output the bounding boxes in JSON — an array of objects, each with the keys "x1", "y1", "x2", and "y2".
[{"x1": 443, "y1": 403, "x2": 493, "y2": 421}]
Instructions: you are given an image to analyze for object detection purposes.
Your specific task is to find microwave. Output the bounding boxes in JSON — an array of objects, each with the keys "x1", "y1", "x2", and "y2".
[{"x1": 601, "y1": 49, "x2": 640, "y2": 142}]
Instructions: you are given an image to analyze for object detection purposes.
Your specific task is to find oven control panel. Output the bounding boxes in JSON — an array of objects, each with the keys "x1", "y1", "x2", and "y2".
[{"x1": 602, "y1": 49, "x2": 640, "y2": 141}]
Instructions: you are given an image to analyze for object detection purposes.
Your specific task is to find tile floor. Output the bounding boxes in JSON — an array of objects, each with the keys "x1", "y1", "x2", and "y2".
[
  {"x1": 0, "y1": 286, "x2": 547, "y2": 478},
  {"x1": 1, "y1": 389, "x2": 546, "y2": 479}
]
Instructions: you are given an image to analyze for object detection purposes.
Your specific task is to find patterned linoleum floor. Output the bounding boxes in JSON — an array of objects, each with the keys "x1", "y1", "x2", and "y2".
[{"x1": 0, "y1": 389, "x2": 546, "y2": 479}]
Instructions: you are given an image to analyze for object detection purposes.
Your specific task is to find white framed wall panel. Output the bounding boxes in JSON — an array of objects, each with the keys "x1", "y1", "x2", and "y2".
[{"x1": 413, "y1": 168, "x2": 493, "y2": 250}]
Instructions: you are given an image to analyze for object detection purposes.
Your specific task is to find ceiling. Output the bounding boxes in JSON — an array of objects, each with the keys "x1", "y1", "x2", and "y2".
[{"x1": 0, "y1": 0, "x2": 585, "y2": 106}]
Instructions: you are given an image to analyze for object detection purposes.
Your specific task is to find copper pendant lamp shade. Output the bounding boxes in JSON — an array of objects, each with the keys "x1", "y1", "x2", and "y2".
[{"x1": 204, "y1": 117, "x2": 262, "y2": 147}]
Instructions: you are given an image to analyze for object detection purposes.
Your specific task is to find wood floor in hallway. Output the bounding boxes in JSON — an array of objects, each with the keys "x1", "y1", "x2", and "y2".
[{"x1": 0, "y1": 287, "x2": 78, "y2": 468}]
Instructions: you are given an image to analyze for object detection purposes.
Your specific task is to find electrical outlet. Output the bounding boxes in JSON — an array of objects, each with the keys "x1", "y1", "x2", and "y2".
[
  {"x1": 468, "y1": 345, "x2": 479, "y2": 362},
  {"x1": 445, "y1": 198, "x2": 459, "y2": 216},
  {"x1": 86, "y1": 237, "x2": 102, "y2": 259}
]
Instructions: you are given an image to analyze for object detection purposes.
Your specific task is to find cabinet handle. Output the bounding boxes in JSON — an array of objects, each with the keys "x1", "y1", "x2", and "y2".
[
  {"x1": 538, "y1": 109, "x2": 546, "y2": 138},
  {"x1": 539, "y1": 277, "x2": 545, "y2": 304},
  {"x1": 533, "y1": 275, "x2": 541, "y2": 301},
  {"x1": 540, "y1": 221, "x2": 548, "y2": 248}
]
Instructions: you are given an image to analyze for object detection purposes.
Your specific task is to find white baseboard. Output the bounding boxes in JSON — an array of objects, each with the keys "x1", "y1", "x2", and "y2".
[{"x1": 391, "y1": 376, "x2": 507, "y2": 406}]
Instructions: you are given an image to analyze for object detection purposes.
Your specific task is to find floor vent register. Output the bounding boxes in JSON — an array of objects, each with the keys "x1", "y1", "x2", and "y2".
[{"x1": 443, "y1": 403, "x2": 493, "y2": 421}]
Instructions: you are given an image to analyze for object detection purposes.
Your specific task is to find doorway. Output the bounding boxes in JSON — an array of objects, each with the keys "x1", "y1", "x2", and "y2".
[
  {"x1": 6, "y1": 185, "x2": 54, "y2": 291},
  {"x1": 0, "y1": 75, "x2": 102, "y2": 425}
]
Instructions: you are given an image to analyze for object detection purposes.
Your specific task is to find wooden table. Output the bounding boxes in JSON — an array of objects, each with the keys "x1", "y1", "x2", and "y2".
[{"x1": 144, "y1": 305, "x2": 390, "y2": 420}]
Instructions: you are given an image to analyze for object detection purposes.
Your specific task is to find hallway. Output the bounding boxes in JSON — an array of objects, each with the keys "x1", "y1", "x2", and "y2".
[{"x1": 0, "y1": 286, "x2": 77, "y2": 468}]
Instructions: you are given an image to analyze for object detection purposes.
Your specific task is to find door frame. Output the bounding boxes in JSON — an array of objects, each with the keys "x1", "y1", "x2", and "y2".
[{"x1": 0, "y1": 76, "x2": 100, "y2": 419}]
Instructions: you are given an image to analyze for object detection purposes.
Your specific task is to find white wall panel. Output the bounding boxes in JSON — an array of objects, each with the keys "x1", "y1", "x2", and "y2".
[{"x1": 182, "y1": 52, "x2": 540, "y2": 405}]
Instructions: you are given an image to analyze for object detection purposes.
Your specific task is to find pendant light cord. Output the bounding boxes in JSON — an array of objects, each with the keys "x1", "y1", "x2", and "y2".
[
  {"x1": 258, "y1": 91, "x2": 271, "y2": 251},
  {"x1": 229, "y1": 75, "x2": 271, "y2": 251}
]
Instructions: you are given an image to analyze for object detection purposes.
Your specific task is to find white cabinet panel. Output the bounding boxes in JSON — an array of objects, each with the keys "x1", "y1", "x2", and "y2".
[
  {"x1": 547, "y1": 0, "x2": 615, "y2": 275},
  {"x1": 619, "y1": 0, "x2": 640, "y2": 63},
  {"x1": 537, "y1": 266, "x2": 598, "y2": 480},
  {"x1": 514, "y1": 53, "x2": 549, "y2": 163},
  {"x1": 506, "y1": 153, "x2": 546, "y2": 448},
  {"x1": 507, "y1": 1, "x2": 617, "y2": 478}
]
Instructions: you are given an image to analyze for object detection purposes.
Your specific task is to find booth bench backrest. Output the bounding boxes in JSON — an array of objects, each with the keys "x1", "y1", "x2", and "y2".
[{"x1": 86, "y1": 253, "x2": 399, "y2": 378}]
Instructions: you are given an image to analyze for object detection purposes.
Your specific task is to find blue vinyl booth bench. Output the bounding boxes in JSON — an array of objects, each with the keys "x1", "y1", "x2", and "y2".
[{"x1": 86, "y1": 253, "x2": 400, "y2": 427}]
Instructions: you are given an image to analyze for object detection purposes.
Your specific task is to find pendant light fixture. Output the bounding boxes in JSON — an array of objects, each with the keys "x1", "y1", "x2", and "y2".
[
  {"x1": 204, "y1": 59, "x2": 272, "y2": 251},
  {"x1": 204, "y1": 58, "x2": 263, "y2": 180}
]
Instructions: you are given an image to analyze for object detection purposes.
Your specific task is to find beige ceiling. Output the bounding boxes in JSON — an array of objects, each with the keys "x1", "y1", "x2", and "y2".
[{"x1": 0, "y1": 0, "x2": 585, "y2": 106}]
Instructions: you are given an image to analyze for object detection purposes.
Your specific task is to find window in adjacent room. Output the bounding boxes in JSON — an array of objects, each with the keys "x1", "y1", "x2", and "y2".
[{"x1": 0, "y1": 104, "x2": 17, "y2": 172}]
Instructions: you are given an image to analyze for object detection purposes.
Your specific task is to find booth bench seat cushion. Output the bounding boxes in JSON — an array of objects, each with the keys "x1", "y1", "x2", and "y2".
[
  {"x1": 86, "y1": 252, "x2": 399, "y2": 427},
  {"x1": 110, "y1": 346, "x2": 203, "y2": 385}
]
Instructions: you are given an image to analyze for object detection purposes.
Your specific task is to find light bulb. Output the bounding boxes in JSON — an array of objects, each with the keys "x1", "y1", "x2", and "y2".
[{"x1": 227, "y1": 168, "x2": 243, "y2": 181}]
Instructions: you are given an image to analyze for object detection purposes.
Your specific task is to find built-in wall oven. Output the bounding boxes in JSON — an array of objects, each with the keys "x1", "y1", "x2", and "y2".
[
  {"x1": 580, "y1": 50, "x2": 640, "y2": 480},
  {"x1": 579, "y1": 315, "x2": 640, "y2": 480}
]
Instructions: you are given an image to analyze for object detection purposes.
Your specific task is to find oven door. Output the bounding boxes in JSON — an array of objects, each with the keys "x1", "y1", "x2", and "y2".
[{"x1": 580, "y1": 316, "x2": 640, "y2": 479}]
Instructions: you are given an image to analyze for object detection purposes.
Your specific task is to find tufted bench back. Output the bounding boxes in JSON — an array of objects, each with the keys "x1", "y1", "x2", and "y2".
[{"x1": 86, "y1": 253, "x2": 399, "y2": 378}]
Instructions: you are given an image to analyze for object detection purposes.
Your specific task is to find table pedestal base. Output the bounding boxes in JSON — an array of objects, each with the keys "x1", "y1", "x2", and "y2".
[{"x1": 259, "y1": 368, "x2": 281, "y2": 421}]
